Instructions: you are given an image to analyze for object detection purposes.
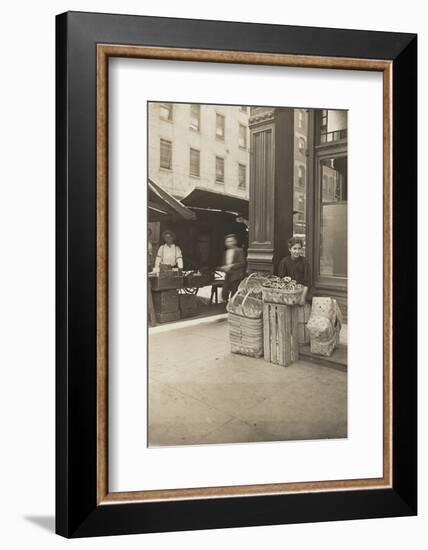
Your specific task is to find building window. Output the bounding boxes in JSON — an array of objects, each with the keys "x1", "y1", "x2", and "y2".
[
  {"x1": 320, "y1": 109, "x2": 328, "y2": 133},
  {"x1": 189, "y1": 148, "x2": 200, "y2": 177},
  {"x1": 239, "y1": 124, "x2": 247, "y2": 149},
  {"x1": 240, "y1": 106, "x2": 247, "y2": 113},
  {"x1": 160, "y1": 139, "x2": 172, "y2": 169},
  {"x1": 189, "y1": 104, "x2": 200, "y2": 131},
  {"x1": 216, "y1": 113, "x2": 225, "y2": 140},
  {"x1": 294, "y1": 193, "x2": 306, "y2": 212},
  {"x1": 215, "y1": 156, "x2": 224, "y2": 184},
  {"x1": 159, "y1": 103, "x2": 173, "y2": 121},
  {"x1": 298, "y1": 110, "x2": 304, "y2": 128},
  {"x1": 238, "y1": 164, "x2": 247, "y2": 189},
  {"x1": 298, "y1": 165, "x2": 305, "y2": 187},
  {"x1": 319, "y1": 156, "x2": 348, "y2": 278},
  {"x1": 318, "y1": 109, "x2": 348, "y2": 144},
  {"x1": 298, "y1": 137, "x2": 306, "y2": 154}
]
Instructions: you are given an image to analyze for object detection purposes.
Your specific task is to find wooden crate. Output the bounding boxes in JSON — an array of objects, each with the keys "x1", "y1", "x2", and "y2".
[
  {"x1": 156, "y1": 310, "x2": 180, "y2": 323},
  {"x1": 263, "y1": 303, "x2": 299, "y2": 367},
  {"x1": 151, "y1": 273, "x2": 184, "y2": 291},
  {"x1": 179, "y1": 294, "x2": 198, "y2": 318},
  {"x1": 152, "y1": 289, "x2": 179, "y2": 314}
]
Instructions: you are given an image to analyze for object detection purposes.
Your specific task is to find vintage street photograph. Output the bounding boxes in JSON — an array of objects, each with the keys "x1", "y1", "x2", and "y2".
[{"x1": 147, "y1": 102, "x2": 348, "y2": 446}]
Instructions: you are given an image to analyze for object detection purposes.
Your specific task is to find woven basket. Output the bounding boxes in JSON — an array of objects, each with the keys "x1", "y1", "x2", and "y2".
[
  {"x1": 228, "y1": 312, "x2": 263, "y2": 358},
  {"x1": 261, "y1": 286, "x2": 303, "y2": 306},
  {"x1": 227, "y1": 289, "x2": 263, "y2": 319},
  {"x1": 237, "y1": 272, "x2": 269, "y2": 298},
  {"x1": 227, "y1": 275, "x2": 266, "y2": 319}
]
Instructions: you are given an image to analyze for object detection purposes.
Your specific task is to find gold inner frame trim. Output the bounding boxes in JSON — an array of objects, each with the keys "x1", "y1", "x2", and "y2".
[{"x1": 96, "y1": 44, "x2": 393, "y2": 505}]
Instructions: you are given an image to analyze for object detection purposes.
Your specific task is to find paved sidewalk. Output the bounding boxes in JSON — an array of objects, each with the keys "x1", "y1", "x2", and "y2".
[{"x1": 148, "y1": 316, "x2": 347, "y2": 446}]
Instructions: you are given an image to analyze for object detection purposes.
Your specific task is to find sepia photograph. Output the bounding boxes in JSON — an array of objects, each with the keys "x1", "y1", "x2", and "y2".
[
  {"x1": 147, "y1": 102, "x2": 348, "y2": 447},
  {"x1": 51, "y1": 7, "x2": 417, "y2": 538}
]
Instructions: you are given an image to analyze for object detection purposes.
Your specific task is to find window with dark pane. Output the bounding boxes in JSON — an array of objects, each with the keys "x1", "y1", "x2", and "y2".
[
  {"x1": 159, "y1": 103, "x2": 173, "y2": 121},
  {"x1": 238, "y1": 163, "x2": 246, "y2": 189},
  {"x1": 189, "y1": 104, "x2": 200, "y2": 131},
  {"x1": 190, "y1": 148, "x2": 200, "y2": 177},
  {"x1": 160, "y1": 139, "x2": 172, "y2": 169},
  {"x1": 239, "y1": 124, "x2": 247, "y2": 148},
  {"x1": 215, "y1": 156, "x2": 224, "y2": 183}
]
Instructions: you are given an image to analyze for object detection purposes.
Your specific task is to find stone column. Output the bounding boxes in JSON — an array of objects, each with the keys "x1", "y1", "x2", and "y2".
[{"x1": 247, "y1": 107, "x2": 294, "y2": 274}]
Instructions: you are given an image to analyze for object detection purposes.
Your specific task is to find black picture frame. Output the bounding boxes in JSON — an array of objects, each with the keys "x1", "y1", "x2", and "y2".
[{"x1": 56, "y1": 11, "x2": 417, "y2": 538}]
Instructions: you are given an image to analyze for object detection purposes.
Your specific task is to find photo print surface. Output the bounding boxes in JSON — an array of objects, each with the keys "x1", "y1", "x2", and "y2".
[{"x1": 147, "y1": 102, "x2": 348, "y2": 447}]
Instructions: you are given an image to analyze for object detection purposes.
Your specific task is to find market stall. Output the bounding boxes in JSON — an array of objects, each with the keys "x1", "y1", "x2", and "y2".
[{"x1": 148, "y1": 179, "x2": 197, "y2": 325}]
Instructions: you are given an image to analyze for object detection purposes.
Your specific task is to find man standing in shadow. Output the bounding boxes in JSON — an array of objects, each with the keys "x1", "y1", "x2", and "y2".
[{"x1": 218, "y1": 234, "x2": 246, "y2": 303}]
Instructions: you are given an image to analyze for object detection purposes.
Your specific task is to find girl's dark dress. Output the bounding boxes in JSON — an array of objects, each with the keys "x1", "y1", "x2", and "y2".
[{"x1": 277, "y1": 256, "x2": 311, "y2": 298}]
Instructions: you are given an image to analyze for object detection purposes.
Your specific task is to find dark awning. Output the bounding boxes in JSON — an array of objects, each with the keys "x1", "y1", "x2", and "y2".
[
  {"x1": 181, "y1": 187, "x2": 249, "y2": 218},
  {"x1": 148, "y1": 178, "x2": 196, "y2": 221}
]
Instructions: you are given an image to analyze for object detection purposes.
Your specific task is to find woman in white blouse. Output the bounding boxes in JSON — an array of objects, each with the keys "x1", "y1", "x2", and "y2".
[{"x1": 154, "y1": 230, "x2": 183, "y2": 271}]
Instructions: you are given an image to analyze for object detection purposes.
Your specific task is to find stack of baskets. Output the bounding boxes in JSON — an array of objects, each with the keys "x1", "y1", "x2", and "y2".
[{"x1": 226, "y1": 273, "x2": 268, "y2": 358}]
